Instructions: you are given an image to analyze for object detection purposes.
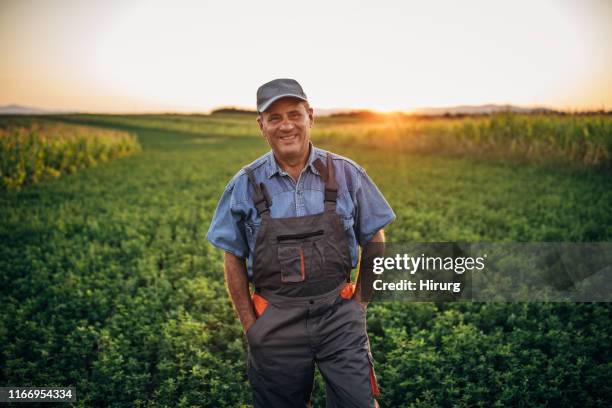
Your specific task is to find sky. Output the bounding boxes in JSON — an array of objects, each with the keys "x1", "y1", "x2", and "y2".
[{"x1": 1, "y1": 0, "x2": 611, "y2": 113}]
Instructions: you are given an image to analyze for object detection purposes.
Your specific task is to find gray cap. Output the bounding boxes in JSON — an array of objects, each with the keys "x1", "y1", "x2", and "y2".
[{"x1": 256, "y1": 78, "x2": 308, "y2": 113}]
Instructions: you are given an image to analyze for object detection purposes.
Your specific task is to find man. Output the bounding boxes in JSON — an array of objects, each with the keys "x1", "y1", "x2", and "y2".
[{"x1": 206, "y1": 78, "x2": 395, "y2": 407}]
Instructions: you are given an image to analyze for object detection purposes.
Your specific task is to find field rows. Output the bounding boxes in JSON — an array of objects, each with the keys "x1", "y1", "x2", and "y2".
[{"x1": 1, "y1": 115, "x2": 611, "y2": 406}]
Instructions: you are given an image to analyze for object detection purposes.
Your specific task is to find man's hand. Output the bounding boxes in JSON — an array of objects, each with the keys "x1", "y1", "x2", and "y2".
[
  {"x1": 224, "y1": 251, "x2": 257, "y2": 335},
  {"x1": 353, "y1": 229, "x2": 386, "y2": 311}
]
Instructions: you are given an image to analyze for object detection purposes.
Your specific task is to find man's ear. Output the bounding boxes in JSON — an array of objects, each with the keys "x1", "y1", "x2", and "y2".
[
  {"x1": 308, "y1": 107, "x2": 314, "y2": 128},
  {"x1": 256, "y1": 115, "x2": 264, "y2": 132}
]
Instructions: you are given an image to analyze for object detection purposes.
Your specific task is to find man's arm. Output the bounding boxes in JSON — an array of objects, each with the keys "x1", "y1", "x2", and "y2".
[
  {"x1": 224, "y1": 251, "x2": 257, "y2": 334},
  {"x1": 352, "y1": 228, "x2": 385, "y2": 309}
]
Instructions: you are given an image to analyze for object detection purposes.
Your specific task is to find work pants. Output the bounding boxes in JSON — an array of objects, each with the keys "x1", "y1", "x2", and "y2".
[{"x1": 246, "y1": 283, "x2": 379, "y2": 408}]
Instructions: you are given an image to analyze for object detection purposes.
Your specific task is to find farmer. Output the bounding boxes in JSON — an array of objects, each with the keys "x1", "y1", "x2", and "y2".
[{"x1": 206, "y1": 78, "x2": 395, "y2": 407}]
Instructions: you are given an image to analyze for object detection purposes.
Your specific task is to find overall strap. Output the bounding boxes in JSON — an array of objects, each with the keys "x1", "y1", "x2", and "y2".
[
  {"x1": 313, "y1": 152, "x2": 338, "y2": 211},
  {"x1": 245, "y1": 168, "x2": 271, "y2": 216}
]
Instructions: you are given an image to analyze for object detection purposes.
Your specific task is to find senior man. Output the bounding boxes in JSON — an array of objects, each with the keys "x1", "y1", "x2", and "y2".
[{"x1": 206, "y1": 78, "x2": 395, "y2": 407}]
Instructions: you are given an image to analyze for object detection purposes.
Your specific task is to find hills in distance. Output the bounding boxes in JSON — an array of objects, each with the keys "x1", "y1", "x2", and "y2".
[{"x1": 0, "y1": 104, "x2": 52, "y2": 115}]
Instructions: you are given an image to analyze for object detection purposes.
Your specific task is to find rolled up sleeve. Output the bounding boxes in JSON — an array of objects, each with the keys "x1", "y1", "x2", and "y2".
[
  {"x1": 206, "y1": 182, "x2": 248, "y2": 259},
  {"x1": 355, "y1": 168, "x2": 396, "y2": 246}
]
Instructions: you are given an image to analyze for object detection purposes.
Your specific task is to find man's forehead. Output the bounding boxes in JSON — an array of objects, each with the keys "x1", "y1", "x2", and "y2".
[{"x1": 263, "y1": 97, "x2": 307, "y2": 114}]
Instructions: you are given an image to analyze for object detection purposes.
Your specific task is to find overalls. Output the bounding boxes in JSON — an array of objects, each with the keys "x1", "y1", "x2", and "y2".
[{"x1": 244, "y1": 153, "x2": 380, "y2": 408}]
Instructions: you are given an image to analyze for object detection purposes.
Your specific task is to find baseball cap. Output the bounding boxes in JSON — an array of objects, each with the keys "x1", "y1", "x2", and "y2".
[{"x1": 256, "y1": 78, "x2": 308, "y2": 113}]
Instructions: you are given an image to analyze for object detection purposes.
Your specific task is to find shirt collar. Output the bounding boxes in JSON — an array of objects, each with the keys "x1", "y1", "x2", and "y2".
[{"x1": 266, "y1": 141, "x2": 322, "y2": 179}]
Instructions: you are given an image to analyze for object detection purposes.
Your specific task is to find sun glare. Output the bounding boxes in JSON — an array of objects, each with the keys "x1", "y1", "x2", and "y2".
[{"x1": 0, "y1": 0, "x2": 610, "y2": 112}]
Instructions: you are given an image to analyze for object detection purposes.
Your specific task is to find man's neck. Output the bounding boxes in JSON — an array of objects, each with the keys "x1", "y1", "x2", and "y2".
[{"x1": 274, "y1": 144, "x2": 311, "y2": 182}]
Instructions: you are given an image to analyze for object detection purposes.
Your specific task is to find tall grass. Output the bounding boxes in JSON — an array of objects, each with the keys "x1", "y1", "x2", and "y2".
[
  {"x1": 0, "y1": 121, "x2": 141, "y2": 191},
  {"x1": 313, "y1": 113, "x2": 612, "y2": 170}
]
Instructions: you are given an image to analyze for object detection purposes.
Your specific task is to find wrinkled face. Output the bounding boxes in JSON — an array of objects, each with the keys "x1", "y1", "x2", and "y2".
[{"x1": 257, "y1": 97, "x2": 314, "y2": 161}]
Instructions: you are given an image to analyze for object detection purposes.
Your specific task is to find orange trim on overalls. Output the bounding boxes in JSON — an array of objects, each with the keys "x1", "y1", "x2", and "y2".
[
  {"x1": 370, "y1": 365, "x2": 380, "y2": 397},
  {"x1": 252, "y1": 293, "x2": 269, "y2": 318},
  {"x1": 340, "y1": 281, "x2": 355, "y2": 300}
]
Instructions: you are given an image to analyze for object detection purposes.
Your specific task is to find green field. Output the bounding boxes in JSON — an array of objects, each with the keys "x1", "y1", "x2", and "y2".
[{"x1": 1, "y1": 114, "x2": 611, "y2": 407}]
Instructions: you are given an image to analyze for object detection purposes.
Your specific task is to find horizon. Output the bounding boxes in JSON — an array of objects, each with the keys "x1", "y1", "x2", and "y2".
[
  {"x1": 1, "y1": 0, "x2": 611, "y2": 113},
  {"x1": 1, "y1": 101, "x2": 610, "y2": 116},
  {"x1": 0, "y1": 103, "x2": 596, "y2": 116}
]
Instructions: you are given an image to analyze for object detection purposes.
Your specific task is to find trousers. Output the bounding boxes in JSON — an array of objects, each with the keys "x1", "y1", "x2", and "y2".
[{"x1": 246, "y1": 282, "x2": 379, "y2": 408}]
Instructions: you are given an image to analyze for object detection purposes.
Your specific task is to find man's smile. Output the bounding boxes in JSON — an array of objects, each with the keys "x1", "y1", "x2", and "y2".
[{"x1": 279, "y1": 134, "x2": 298, "y2": 141}]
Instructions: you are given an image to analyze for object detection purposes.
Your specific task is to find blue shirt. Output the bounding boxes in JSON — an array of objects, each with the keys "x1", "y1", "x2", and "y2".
[{"x1": 206, "y1": 143, "x2": 396, "y2": 279}]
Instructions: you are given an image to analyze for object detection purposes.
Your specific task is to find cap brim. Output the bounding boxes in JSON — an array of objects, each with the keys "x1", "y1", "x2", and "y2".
[{"x1": 258, "y1": 93, "x2": 308, "y2": 113}]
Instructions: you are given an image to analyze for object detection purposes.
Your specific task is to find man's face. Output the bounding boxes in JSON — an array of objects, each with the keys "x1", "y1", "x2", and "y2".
[{"x1": 257, "y1": 98, "x2": 314, "y2": 161}]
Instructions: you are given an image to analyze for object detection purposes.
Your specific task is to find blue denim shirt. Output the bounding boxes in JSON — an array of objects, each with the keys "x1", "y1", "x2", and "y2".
[{"x1": 206, "y1": 143, "x2": 396, "y2": 279}]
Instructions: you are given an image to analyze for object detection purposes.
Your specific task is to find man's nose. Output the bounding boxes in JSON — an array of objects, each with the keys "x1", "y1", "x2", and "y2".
[{"x1": 279, "y1": 119, "x2": 294, "y2": 131}]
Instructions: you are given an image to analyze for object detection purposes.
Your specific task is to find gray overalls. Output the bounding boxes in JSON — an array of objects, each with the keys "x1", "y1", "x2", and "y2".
[{"x1": 244, "y1": 153, "x2": 380, "y2": 408}]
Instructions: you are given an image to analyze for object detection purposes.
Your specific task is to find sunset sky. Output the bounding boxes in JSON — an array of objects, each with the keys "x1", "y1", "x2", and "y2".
[{"x1": 1, "y1": 0, "x2": 611, "y2": 113}]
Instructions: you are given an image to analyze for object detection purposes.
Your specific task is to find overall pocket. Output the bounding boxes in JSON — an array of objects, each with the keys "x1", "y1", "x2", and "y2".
[
  {"x1": 277, "y1": 230, "x2": 325, "y2": 283},
  {"x1": 246, "y1": 296, "x2": 272, "y2": 343},
  {"x1": 278, "y1": 244, "x2": 310, "y2": 282}
]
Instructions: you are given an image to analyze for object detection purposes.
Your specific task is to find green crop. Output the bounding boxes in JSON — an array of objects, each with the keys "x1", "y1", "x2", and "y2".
[
  {"x1": 0, "y1": 120, "x2": 141, "y2": 191},
  {"x1": 313, "y1": 113, "x2": 612, "y2": 170},
  {"x1": 1, "y1": 114, "x2": 610, "y2": 407}
]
